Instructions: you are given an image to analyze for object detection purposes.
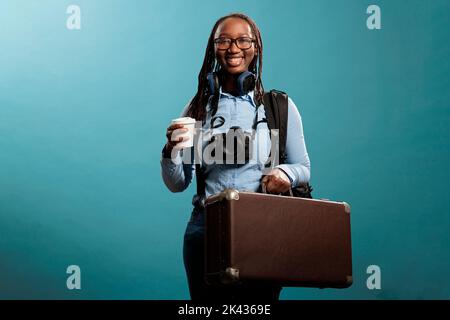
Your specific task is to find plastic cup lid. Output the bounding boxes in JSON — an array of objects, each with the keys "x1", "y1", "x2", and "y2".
[{"x1": 171, "y1": 117, "x2": 196, "y2": 124}]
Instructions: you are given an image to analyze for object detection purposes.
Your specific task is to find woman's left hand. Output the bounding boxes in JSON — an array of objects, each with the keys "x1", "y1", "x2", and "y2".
[{"x1": 261, "y1": 168, "x2": 292, "y2": 194}]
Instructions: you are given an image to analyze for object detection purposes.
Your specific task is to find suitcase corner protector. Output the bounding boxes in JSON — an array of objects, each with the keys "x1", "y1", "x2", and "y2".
[
  {"x1": 346, "y1": 275, "x2": 353, "y2": 286},
  {"x1": 342, "y1": 202, "x2": 351, "y2": 214},
  {"x1": 204, "y1": 189, "x2": 239, "y2": 206},
  {"x1": 223, "y1": 267, "x2": 240, "y2": 283},
  {"x1": 223, "y1": 189, "x2": 240, "y2": 201}
]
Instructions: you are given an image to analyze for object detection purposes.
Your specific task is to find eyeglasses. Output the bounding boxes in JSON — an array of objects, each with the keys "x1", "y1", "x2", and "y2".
[{"x1": 214, "y1": 37, "x2": 255, "y2": 50}]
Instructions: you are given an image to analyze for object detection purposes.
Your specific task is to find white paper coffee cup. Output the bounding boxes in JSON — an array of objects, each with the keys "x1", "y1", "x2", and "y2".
[{"x1": 170, "y1": 117, "x2": 196, "y2": 149}]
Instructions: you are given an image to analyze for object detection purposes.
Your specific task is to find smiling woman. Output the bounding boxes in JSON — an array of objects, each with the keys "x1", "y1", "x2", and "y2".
[
  {"x1": 160, "y1": 12, "x2": 311, "y2": 301},
  {"x1": 181, "y1": 13, "x2": 265, "y2": 122},
  {"x1": 213, "y1": 17, "x2": 257, "y2": 94}
]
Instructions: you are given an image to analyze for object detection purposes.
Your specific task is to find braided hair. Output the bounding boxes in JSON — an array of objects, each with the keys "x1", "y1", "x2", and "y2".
[{"x1": 185, "y1": 13, "x2": 264, "y2": 122}]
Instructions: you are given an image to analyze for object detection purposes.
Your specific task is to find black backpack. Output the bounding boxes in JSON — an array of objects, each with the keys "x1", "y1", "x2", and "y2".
[
  {"x1": 262, "y1": 89, "x2": 313, "y2": 198},
  {"x1": 195, "y1": 89, "x2": 313, "y2": 199}
]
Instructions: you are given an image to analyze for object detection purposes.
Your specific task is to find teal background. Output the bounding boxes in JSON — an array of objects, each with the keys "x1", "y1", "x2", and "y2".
[{"x1": 0, "y1": 0, "x2": 449, "y2": 299}]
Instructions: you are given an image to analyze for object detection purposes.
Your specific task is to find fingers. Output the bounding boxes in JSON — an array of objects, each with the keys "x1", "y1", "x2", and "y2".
[
  {"x1": 168, "y1": 123, "x2": 186, "y2": 130},
  {"x1": 265, "y1": 177, "x2": 280, "y2": 193},
  {"x1": 166, "y1": 124, "x2": 188, "y2": 141},
  {"x1": 263, "y1": 175, "x2": 290, "y2": 194},
  {"x1": 167, "y1": 135, "x2": 190, "y2": 149},
  {"x1": 165, "y1": 120, "x2": 196, "y2": 155},
  {"x1": 166, "y1": 127, "x2": 187, "y2": 140},
  {"x1": 261, "y1": 168, "x2": 276, "y2": 187},
  {"x1": 261, "y1": 175, "x2": 269, "y2": 184}
]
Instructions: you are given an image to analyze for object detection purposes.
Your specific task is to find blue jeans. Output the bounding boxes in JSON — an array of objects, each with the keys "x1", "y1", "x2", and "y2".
[{"x1": 182, "y1": 205, "x2": 282, "y2": 301}]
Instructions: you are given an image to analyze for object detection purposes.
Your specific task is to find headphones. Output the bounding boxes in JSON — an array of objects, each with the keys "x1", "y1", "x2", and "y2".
[{"x1": 207, "y1": 70, "x2": 256, "y2": 96}]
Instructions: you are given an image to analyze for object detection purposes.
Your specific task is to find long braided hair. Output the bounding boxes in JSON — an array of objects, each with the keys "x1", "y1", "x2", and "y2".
[{"x1": 185, "y1": 13, "x2": 264, "y2": 122}]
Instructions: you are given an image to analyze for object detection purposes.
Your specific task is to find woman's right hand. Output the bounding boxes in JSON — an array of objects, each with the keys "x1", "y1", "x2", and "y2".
[{"x1": 164, "y1": 123, "x2": 190, "y2": 156}]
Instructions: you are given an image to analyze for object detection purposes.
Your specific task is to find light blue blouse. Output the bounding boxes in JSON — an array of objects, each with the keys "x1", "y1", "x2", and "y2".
[{"x1": 160, "y1": 88, "x2": 311, "y2": 204}]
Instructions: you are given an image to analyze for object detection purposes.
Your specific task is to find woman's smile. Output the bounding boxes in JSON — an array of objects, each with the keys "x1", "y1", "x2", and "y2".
[{"x1": 225, "y1": 56, "x2": 244, "y2": 67}]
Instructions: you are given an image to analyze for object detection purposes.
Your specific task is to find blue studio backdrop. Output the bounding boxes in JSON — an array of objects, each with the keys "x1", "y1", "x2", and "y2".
[{"x1": 0, "y1": 0, "x2": 449, "y2": 299}]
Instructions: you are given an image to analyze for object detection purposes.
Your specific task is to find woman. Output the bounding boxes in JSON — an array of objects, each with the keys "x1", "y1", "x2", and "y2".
[{"x1": 160, "y1": 13, "x2": 311, "y2": 300}]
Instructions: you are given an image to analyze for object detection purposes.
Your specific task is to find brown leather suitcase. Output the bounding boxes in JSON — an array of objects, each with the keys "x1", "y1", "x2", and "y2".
[{"x1": 204, "y1": 189, "x2": 352, "y2": 288}]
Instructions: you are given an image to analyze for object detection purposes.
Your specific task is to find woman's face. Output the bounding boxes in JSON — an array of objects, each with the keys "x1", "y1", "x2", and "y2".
[{"x1": 214, "y1": 17, "x2": 256, "y2": 75}]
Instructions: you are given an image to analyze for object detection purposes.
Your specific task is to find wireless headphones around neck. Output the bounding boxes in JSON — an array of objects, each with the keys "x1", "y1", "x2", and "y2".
[{"x1": 207, "y1": 70, "x2": 256, "y2": 97}]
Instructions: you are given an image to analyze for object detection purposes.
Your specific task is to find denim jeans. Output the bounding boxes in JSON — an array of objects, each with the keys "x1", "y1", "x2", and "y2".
[{"x1": 182, "y1": 205, "x2": 282, "y2": 301}]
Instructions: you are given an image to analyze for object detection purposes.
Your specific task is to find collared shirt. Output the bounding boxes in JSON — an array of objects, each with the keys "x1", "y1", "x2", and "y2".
[{"x1": 160, "y1": 88, "x2": 311, "y2": 203}]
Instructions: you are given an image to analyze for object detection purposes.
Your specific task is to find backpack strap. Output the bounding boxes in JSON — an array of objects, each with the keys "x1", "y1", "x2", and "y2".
[
  {"x1": 263, "y1": 90, "x2": 313, "y2": 198},
  {"x1": 195, "y1": 163, "x2": 205, "y2": 196},
  {"x1": 263, "y1": 89, "x2": 289, "y2": 164}
]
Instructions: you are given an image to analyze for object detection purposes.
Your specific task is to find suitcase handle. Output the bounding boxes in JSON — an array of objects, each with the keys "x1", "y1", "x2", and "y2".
[{"x1": 261, "y1": 182, "x2": 294, "y2": 197}]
